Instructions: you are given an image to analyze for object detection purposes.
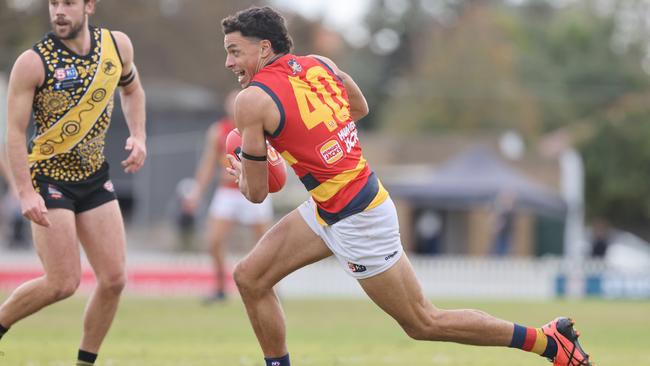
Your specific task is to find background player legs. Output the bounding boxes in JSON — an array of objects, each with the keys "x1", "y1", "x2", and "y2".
[
  {"x1": 76, "y1": 201, "x2": 126, "y2": 353},
  {"x1": 233, "y1": 209, "x2": 332, "y2": 358},
  {"x1": 0, "y1": 209, "x2": 80, "y2": 327},
  {"x1": 358, "y1": 254, "x2": 514, "y2": 345},
  {"x1": 249, "y1": 221, "x2": 268, "y2": 245},
  {"x1": 205, "y1": 217, "x2": 234, "y2": 301}
]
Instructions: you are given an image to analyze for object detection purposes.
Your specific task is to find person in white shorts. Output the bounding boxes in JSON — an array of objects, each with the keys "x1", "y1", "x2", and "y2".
[
  {"x1": 220, "y1": 7, "x2": 592, "y2": 366},
  {"x1": 209, "y1": 187, "x2": 272, "y2": 226},
  {"x1": 183, "y1": 90, "x2": 273, "y2": 303},
  {"x1": 297, "y1": 197, "x2": 402, "y2": 280}
]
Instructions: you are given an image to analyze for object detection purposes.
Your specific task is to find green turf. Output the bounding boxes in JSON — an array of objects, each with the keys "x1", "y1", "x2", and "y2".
[{"x1": 0, "y1": 295, "x2": 648, "y2": 365}]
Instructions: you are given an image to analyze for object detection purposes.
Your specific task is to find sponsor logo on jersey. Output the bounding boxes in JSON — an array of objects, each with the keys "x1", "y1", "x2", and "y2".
[
  {"x1": 384, "y1": 251, "x2": 398, "y2": 261},
  {"x1": 347, "y1": 261, "x2": 367, "y2": 273},
  {"x1": 337, "y1": 121, "x2": 359, "y2": 154},
  {"x1": 319, "y1": 139, "x2": 344, "y2": 165},
  {"x1": 54, "y1": 67, "x2": 78, "y2": 81},
  {"x1": 102, "y1": 59, "x2": 118, "y2": 76},
  {"x1": 288, "y1": 58, "x2": 302, "y2": 74},
  {"x1": 48, "y1": 184, "x2": 63, "y2": 199},
  {"x1": 266, "y1": 142, "x2": 283, "y2": 166},
  {"x1": 104, "y1": 180, "x2": 115, "y2": 192}
]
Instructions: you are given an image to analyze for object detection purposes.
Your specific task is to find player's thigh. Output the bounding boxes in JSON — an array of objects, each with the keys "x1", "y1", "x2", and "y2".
[
  {"x1": 236, "y1": 209, "x2": 332, "y2": 289},
  {"x1": 358, "y1": 254, "x2": 436, "y2": 328},
  {"x1": 206, "y1": 216, "x2": 234, "y2": 245},
  {"x1": 249, "y1": 221, "x2": 269, "y2": 241},
  {"x1": 32, "y1": 208, "x2": 81, "y2": 281},
  {"x1": 75, "y1": 200, "x2": 126, "y2": 279}
]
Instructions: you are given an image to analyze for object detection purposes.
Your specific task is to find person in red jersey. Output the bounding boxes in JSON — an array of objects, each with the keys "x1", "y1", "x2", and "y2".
[
  {"x1": 221, "y1": 6, "x2": 592, "y2": 366},
  {"x1": 183, "y1": 90, "x2": 273, "y2": 303}
]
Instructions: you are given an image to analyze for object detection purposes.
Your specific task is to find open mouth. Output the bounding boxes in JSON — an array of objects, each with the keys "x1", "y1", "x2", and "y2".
[
  {"x1": 55, "y1": 18, "x2": 69, "y2": 26},
  {"x1": 54, "y1": 21, "x2": 70, "y2": 30},
  {"x1": 235, "y1": 70, "x2": 246, "y2": 83}
]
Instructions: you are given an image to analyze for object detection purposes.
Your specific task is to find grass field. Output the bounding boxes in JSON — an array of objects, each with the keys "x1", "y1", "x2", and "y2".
[{"x1": 0, "y1": 295, "x2": 648, "y2": 365}]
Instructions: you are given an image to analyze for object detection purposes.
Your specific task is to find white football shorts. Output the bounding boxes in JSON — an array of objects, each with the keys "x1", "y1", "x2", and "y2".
[
  {"x1": 208, "y1": 187, "x2": 273, "y2": 224},
  {"x1": 298, "y1": 196, "x2": 403, "y2": 279}
]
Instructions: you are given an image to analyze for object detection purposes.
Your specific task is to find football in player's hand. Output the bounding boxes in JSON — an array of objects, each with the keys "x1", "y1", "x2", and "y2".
[{"x1": 225, "y1": 128, "x2": 287, "y2": 193}]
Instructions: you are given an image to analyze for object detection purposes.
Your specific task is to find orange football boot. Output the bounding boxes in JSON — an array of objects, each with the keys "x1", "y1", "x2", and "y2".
[{"x1": 542, "y1": 317, "x2": 592, "y2": 366}]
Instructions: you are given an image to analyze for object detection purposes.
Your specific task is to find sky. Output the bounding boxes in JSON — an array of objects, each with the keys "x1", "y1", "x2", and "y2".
[
  {"x1": 271, "y1": 0, "x2": 374, "y2": 47},
  {"x1": 271, "y1": 0, "x2": 372, "y2": 29}
]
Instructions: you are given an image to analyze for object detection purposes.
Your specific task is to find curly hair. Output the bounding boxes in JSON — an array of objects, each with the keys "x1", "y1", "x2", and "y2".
[{"x1": 221, "y1": 6, "x2": 293, "y2": 54}]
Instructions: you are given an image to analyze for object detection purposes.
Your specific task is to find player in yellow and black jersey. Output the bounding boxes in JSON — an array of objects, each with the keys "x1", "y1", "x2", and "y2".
[
  {"x1": 0, "y1": 1, "x2": 146, "y2": 365},
  {"x1": 31, "y1": 25, "x2": 117, "y2": 182}
]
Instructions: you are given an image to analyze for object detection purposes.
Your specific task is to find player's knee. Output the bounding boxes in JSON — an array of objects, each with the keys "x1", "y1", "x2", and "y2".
[
  {"x1": 98, "y1": 272, "x2": 127, "y2": 295},
  {"x1": 49, "y1": 277, "x2": 81, "y2": 301},
  {"x1": 402, "y1": 323, "x2": 437, "y2": 341},
  {"x1": 400, "y1": 309, "x2": 445, "y2": 341},
  {"x1": 232, "y1": 261, "x2": 251, "y2": 292},
  {"x1": 233, "y1": 260, "x2": 263, "y2": 295}
]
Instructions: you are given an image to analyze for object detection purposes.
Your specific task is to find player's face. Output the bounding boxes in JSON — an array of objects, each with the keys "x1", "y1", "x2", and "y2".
[
  {"x1": 49, "y1": 0, "x2": 93, "y2": 40},
  {"x1": 224, "y1": 32, "x2": 265, "y2": 88}
]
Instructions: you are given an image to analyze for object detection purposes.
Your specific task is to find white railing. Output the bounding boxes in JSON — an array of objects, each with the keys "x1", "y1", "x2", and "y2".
[
  {"x1": 278, "y1": 256, "x2": 563, "y2": 299},
  {"x1": 2, "y1": 252, "x2": 647, "y2": 298}
]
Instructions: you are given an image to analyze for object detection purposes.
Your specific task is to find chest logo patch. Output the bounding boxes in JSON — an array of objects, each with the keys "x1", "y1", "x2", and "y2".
[
  {"x1": 288, "y1": 58, "x2": 302, "y2": 74},
  {"x1": 102, "y1": 59, "x2": 118, "y2": 76},
  {"x1": 54, "y1": 67, "x2": 78, "y2": 81},
  {"x1": 319, "y1": 139, "x2": 344, "y2": 165}
]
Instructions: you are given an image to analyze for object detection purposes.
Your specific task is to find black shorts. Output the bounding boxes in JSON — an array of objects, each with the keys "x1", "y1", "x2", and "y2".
[{"x1": 33, "y1": 162, "x2": 117, "y2": 214}]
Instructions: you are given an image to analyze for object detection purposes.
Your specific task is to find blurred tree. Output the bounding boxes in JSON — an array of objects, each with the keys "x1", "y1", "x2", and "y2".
[
  {"x1": 348, "y1": 0, "x2": 438, "y2": 131},
  {"x1": 92, "y1": 0, "x2": 257, "y2": 92},
  {"x1": 0, "y1": 1, "x2": 48, "y2": 71},
  {"x1": 376, "y1": 0, "x2": 541, "y2": 138},
  {"x1": 514, "y1": 1, "x2": 648, "y2": 133},
  {"x1": 513, "y1": 1, "x2": 650, "y2": 236},
  {"x1": 582, "y1": 106, "x2": 650, "y2": 236}
]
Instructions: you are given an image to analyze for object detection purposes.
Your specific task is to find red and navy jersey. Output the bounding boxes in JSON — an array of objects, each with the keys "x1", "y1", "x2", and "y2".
[
  {"x1": 214, "y1": 118, "x2": 238, "y2": 189},
  {"x1": 250, "y1": 54, "x2": 388, "y2": 225}
]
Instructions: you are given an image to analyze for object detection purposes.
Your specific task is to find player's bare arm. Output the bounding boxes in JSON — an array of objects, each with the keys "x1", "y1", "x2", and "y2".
[
  {"x1": 6, "y1": 50, "x2": 50, "y2": 227},
  {"x1": 0, "y1": 144, "x2": 17, "y2": 197},
  {"x1": 309, "y1": 54, "x2": 369, "y2": 122},
  {"x1": 112, "y1": 31, "x2": 147, "y2": 174},
  {"x1": 230, "y1": 87, "x2": 278, "y2": 203},
  {"x1": 183, "y1": 124, "x2": 220, "y2": 212}
]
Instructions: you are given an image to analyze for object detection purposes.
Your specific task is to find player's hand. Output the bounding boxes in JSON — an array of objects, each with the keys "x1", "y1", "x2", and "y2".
[
  {"x1": 225, "y1": 154, "x2": 242, "y2": 184},
  {"x1": 122, "y1": 135, "x2": 147, "y2": 173},
  {"x1": 20, "y1": 190, "x2": 50, "y2": 227}
]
